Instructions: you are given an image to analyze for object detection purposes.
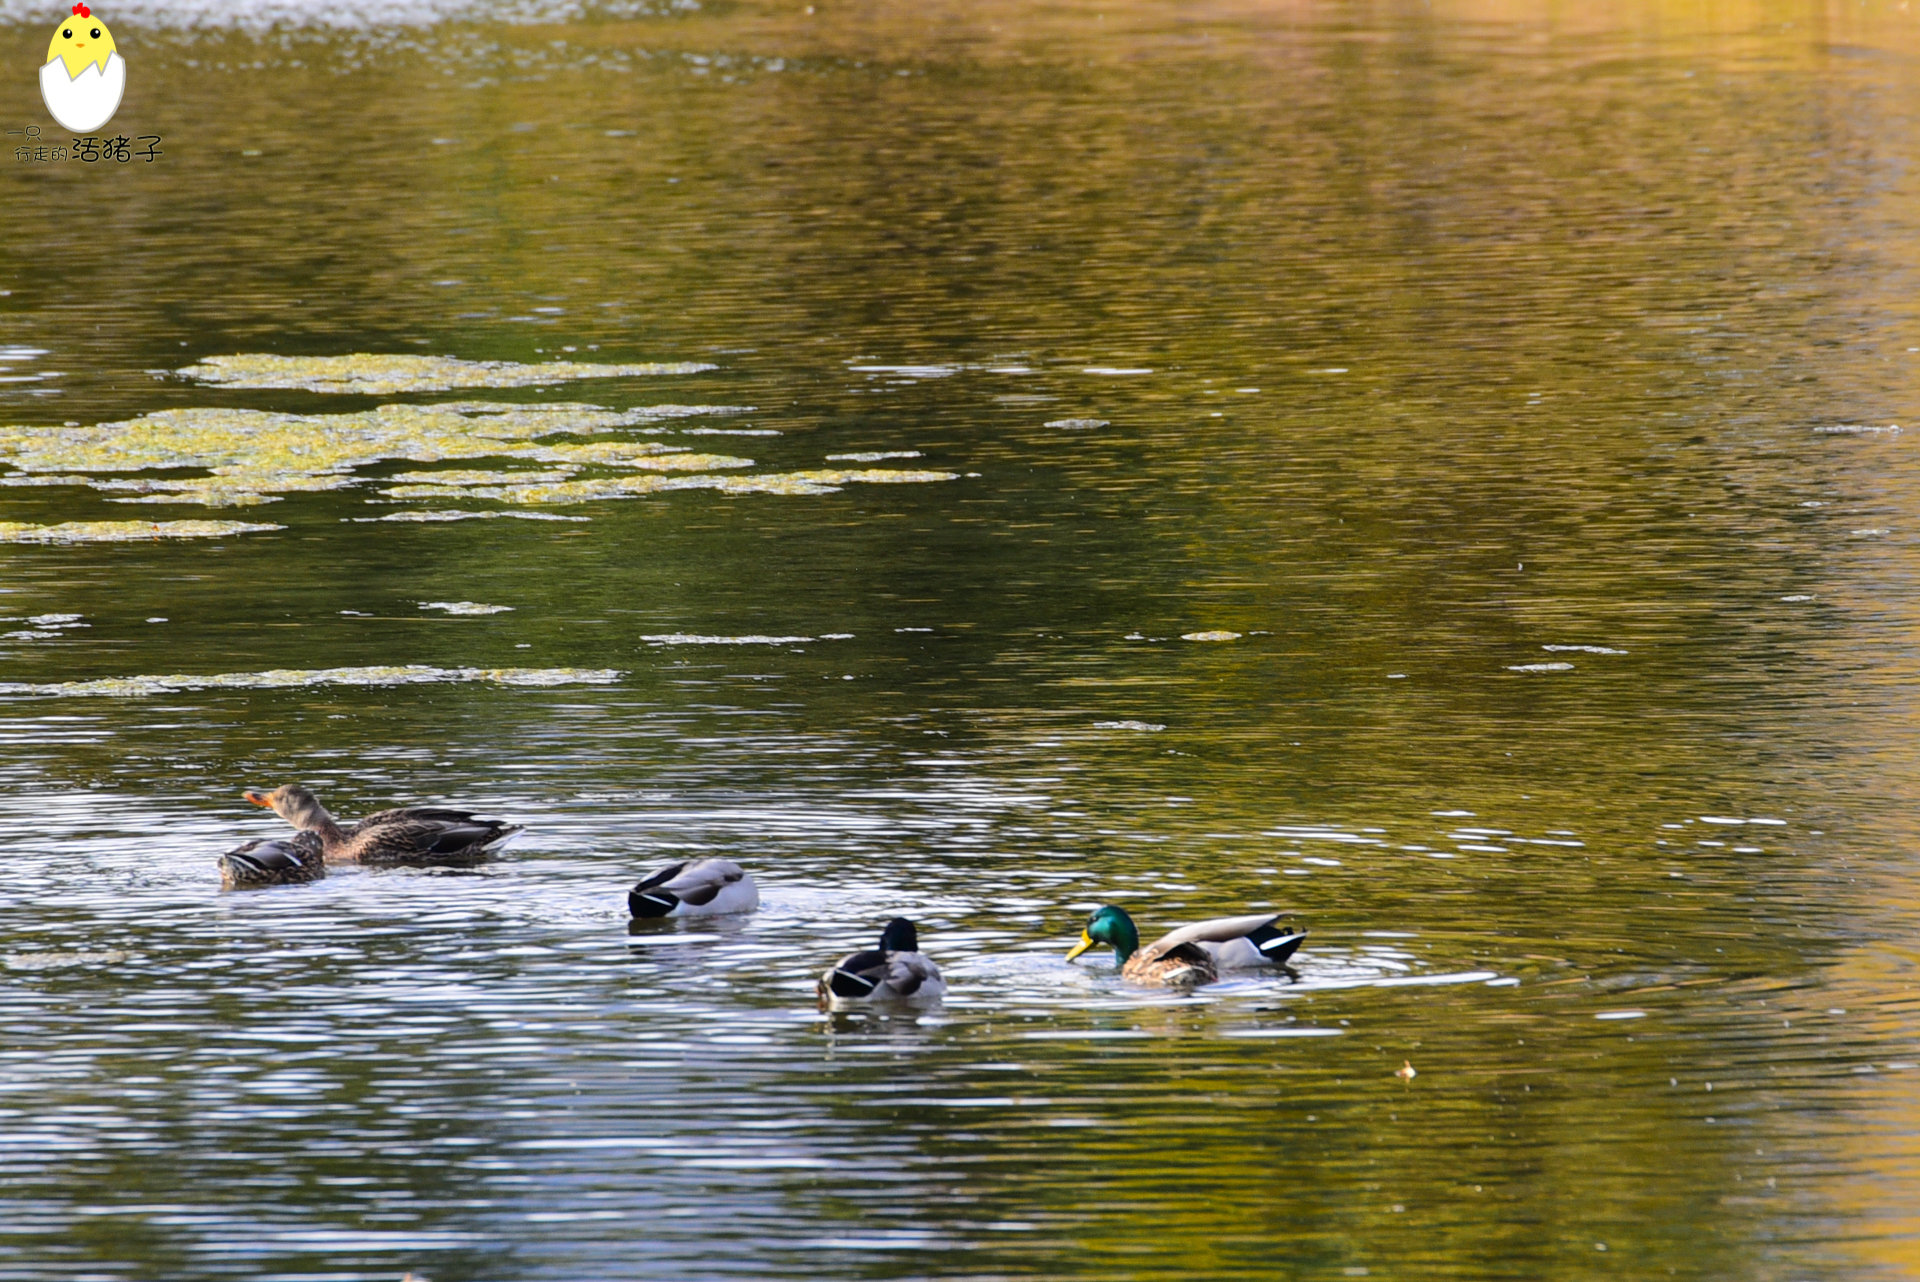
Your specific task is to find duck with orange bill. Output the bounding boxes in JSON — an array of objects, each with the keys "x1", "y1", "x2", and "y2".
[{"x1": 41, "y1": 4, "x2": 124, "y2": 134}]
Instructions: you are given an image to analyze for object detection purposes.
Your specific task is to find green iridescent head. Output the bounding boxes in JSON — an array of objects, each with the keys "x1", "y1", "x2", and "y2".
[{"x1": 1065, "y1": 904, "x2": 1140, "y2": 965}]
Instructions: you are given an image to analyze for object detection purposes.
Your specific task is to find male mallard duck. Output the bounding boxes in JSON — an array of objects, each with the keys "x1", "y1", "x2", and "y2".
[
  {"x1": 1065, "y1": 904, "x2": 1306, "y2": 988},
  {"x1": 817, "y1": 917, "x2": 947, "y2": 1010},
  {"x1": 628, "y1": 858, "x2": 759, "y2": 918},
  {"x1": 219, "y1": 832, "x2": 326, "y2": 889},
  {"x1": 243, "y1": 784, "x2": 522, "y2": 867}
]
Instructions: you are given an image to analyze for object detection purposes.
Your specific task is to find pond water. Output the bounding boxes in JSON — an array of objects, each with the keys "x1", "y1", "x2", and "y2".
[{"x1": 3, "y1": 1, "x2": 1920, "y2": 1278}]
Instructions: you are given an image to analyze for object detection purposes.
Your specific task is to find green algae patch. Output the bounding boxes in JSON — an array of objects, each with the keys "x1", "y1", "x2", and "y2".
[
  {"x1": 178, "y1": 353, "x2": 715, "y2": 395},
  {"x1": 0, "y1": 519, "x2": 283, "y2": 544},
  {"x1": 525, "y1": 440, "x2": 698, "y2": 465},
  {"x1": 0, "y1": 473, "x2": 96, "y2": 487},
  {"x1": 728, "y1": 467, "x2": 960, "y2": 492},
  {"x1": 0, "y1": 402, "x2": 753, "y2": 507},
  {"x1": 0, "y1": 664, "x2": 623, "y2": 697},
  {"x1": 352, "y1": 510, "x2": 588, "y2": 523},
  {"x1": 93, "y1": 473, "x2": 358, "y2": 507},
  {"x1": 380, "y1": 451, "x2": 755, "y2": 501},
  {"x1": 386, "y1": 469, "x2": 580, "y2": 486},
  {"x1": 439, "y1": 466, "x2": 961, "y2": 506}
]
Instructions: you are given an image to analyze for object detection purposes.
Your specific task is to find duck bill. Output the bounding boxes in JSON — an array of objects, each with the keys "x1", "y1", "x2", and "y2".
[
  {"x1": 1064, "y1": 931, "x2": 1095, "y2": 962},
  {"x1": 243, "y1": 788, "x2": 273, "y2": 807}
]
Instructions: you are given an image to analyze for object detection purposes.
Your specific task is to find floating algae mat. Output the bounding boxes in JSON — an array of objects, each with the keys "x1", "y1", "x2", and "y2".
[
  {"x1": 443, "y1": 467, "x2": 962, "y2": 505},
  {"x1": 0, "y1": 665, "x2": 624, "y2": 698},
  {"x1": 0, "y1": 381, "x2": 956, "y2": 515},
  {"x1": 0, "y1": 519, "x2": 283, "y2": 543},
  {"x1": 0, "y1": 402, "x2": 752, "y2": 507},
  {"x1": 378, "y1": 452, "x2": 753, "y2": 498},
  {"x1": 176, "y1": 353, "x2": 715, "y2": 395}
]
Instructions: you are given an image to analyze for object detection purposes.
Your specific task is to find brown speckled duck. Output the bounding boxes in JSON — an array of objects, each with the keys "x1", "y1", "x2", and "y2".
[
  {"x1": 244, "y1": 784, "x2": 523, "y2": 867},
  {"x1": 219, "y1": 832, "x2": 327, "y2": 889}
]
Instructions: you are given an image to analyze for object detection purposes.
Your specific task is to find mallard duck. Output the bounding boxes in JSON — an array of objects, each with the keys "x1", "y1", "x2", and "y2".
[
  {"x1": 817, "y1": 917, "x2": 947, "y2": 1010},
  {"x1": 1065, "y1": 904, "x2": 1306, "y2": 988},
  {"x1": 243, "y1": 784, "x2": 522, "y2": 867},
  {"x1": 219, "y1": 832, "x2": 326, "y2": 889},
  {"x1": 628, "y1": 858, "x2": 759, "y2": 918}
]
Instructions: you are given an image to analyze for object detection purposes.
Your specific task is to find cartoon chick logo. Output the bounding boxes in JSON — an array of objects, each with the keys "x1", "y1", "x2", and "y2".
[{"x1": 40, "y1": 4, "x2": 124, "y2": 134}]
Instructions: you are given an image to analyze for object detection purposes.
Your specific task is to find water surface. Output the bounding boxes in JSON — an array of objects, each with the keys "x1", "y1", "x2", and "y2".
[{"x1": 4, "y1": 2, "x2": 1920, "y2": 1278}]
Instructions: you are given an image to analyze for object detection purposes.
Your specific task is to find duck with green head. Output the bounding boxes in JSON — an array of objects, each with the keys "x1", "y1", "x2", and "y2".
[{"x1": 1066, "y1": 904, "x2": 1306, "y2": 988}]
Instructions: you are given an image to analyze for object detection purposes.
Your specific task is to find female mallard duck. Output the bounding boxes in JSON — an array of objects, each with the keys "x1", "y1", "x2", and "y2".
[
  {"x1": 219, "y1": 832, "x2": 326, "y2": 889},
  {"x1": 1065, "y1": 904, "x2": 1306, "y2": 988},
  {"x1": 628, "y1": 858, "x2": 759, "y2": 918},
  {"x1": 244, "y1": 784, "x2": 522, "y2": 868},
  {"x1": 817, "y1": 917, "x2": 947, "y2": 1010}
]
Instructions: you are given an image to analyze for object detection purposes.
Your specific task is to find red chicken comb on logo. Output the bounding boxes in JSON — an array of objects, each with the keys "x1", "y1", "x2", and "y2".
[{"x1": 71, "y1": 3, "x2": 91, "y2": 15}]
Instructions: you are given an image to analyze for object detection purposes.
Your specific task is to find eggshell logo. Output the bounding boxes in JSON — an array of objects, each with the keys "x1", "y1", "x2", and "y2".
[{"x1": 41, "y1": 4, "x2": 124, "y2": 134}]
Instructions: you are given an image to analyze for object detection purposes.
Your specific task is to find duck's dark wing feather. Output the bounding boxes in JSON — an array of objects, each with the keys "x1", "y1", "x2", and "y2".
[
  {"x1": 822, "y1": 948, "x2": 889, "y2": 999},
  {"x1": 1153, "y1": 941, "x2": 1216, "y2": 968},
  {"x1": 220, "y1": 832, "x2": 325, "y2": 887},
  {"x1": 352, "y1": 806, "x2": 501, "y2": 832},
  {"x1": 351, "y1": 817, "x2": 522, "y2": 867}
]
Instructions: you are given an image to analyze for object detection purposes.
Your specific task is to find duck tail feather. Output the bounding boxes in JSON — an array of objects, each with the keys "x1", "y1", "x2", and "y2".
[
  {"x1": 1248, "y1": 923, "x2": 1308, "y2": 965},
  {"x1": 628, "y1": 887, "x2": 681, "y2": 918}
]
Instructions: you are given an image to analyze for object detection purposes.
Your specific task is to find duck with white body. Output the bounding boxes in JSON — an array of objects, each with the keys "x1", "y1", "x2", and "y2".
[{"x1": 627, "y1": 858, "x2": 760, "y2": 918}]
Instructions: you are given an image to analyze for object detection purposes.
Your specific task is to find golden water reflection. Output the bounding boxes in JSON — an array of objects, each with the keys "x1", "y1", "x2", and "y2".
[{"x1": 1, "y1": 1, "x2": 1919, "y2": 1279}]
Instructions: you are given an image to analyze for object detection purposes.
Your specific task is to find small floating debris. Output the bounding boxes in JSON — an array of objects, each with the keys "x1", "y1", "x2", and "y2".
[
  {"x1": 387, "y1": 469, "x2": 579, "y2": 486},
  {"x1": 0, "y1": 519, "x2": 282, "y2": 544},
  {"x1": 1780, "y1": 594, "x2": 1814, "y2": 602},
  {"x1": 1508, "y1": 662, "x2": 1574, "y2": 672},
  {"x1": 353, "y1": 510, "x2": 588, "y2": 523},
  {"x1": 4, "y1": 949, "x2": 129, "y2": 971},
  {"x1": 1815, "y1": 423, "x2": 1900, "y2": 434},
  {"x1": 0, "y1": 472, "x2": 95, "y2": 487},
  {"x1": 826, "y1": 451, "x2": 923, "y2": 462},
  {"x1": 847, "y1": 363, "x2": 960, "y2": 378},
  {"x1": 640, "y1": 633, "x2": 847, "y2": 646},
  {"x1": 2, "y1": 613, "x2": 87, "y2": 641},
  {"x1": 453, "y1": 467, "x2": 960, "y2": 505},
  {"x1": 420, "y1": 601, "x2": 513, "y2": 615},
  {"x1": 1396, "y1": 1060, "x2": 1417, "y2": 1082},
  {"x1": 178, "y1": 353, "x2": 715, "y2": 395},
  {"x1": 1044, "y1": 418, "x2": 1110, "y2": 430},
  {"x1": 1082, "y1": 367, "x2": 1152, "y2": 375},
  {"x1": 1543, "y1": 645, "x2": 1626, "y2": 655},
  {"x1": 1095, "y1": 720, "x2": 1166, "y2": 732},
  {"x1": 0, "y1": 665, "x2": 623, "y2": 698},
  {"x1": 1181, "y1": 630, "x2": 1243, "y2": 642}
]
